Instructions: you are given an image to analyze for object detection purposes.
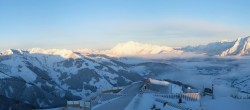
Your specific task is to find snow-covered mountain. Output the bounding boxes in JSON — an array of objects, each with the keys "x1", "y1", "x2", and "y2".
[
  {"x1": 102, "y1": 36, "x2": 250, "y2": 57},
  {"x1": 103, "y1": 41, "x2": 183, "y2": 56},
  {"x1": 181, "y1": 36, "x2": 250, "y2": 56},
  {"x1": 14, "y1": 37, "x2": 249, "y2": 58},
  {"x1": 1, "y1": 37, "x2": 250, "y2": 109},
  {"x1": 0, "y1": 49, "x2": 178, "y2": 109}
]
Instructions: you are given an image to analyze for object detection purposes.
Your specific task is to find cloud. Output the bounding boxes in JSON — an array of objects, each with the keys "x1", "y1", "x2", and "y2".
[{"x1": 102, "y1": 19, "x2": 249, "y2": 39}]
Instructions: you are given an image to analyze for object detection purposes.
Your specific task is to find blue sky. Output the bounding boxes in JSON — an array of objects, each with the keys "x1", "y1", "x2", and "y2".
[{"x1": 0, "y1": 0, "x2": 250, "y2": 50}]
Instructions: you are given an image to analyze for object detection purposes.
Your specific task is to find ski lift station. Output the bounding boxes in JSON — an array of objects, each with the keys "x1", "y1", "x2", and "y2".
[{"x1": 62, "y1": 78, "x2": 203, "y2": 110}]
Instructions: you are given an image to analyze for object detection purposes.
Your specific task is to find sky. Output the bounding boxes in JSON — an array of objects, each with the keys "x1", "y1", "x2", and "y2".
[{"x1": 0, "y1": 0, "x2": 250, "y2": 50}]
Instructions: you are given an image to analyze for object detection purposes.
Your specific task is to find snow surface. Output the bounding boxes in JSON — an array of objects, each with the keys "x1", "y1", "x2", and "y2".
[
  {"x1": 104, "y1": 41, "x2": 183, "y2": 56},
  {"x1": 148, "y1": 78, "x2": 170, "y2": 86},
  {"x1": 93, "y1": 82, "x2": 143, "y2": 110},
  {"x1": 202, "y1": 96, "x2": 250, "y2": 110}
]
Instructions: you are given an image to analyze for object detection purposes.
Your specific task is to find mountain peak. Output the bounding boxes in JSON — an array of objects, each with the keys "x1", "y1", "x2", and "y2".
[
  {"x1": 181, "y1": 36, "x2": 250, "y2": 56},
  {"x1": 106, "y1": 41, "x2": 182, "y2": 56},
  {"x1": 28, "y1": 48, "x2": 80, "y2": 59},
  {"x1": 219, "y1": 36, "x2": 250, "y2": 56},
  {"x1": 0, "y1": 49, "x2": 24, "y2": 56}
]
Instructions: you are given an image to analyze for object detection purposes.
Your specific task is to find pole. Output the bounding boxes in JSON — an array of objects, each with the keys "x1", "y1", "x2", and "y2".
[{"x1": 171, "y1": 84, "x2": 172, "y2": 94}]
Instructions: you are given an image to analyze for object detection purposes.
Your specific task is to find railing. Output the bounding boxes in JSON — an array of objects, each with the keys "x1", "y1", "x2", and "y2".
[
  {"x1": 66, "y1": 100, "x2": 82, "y2": 107},
  {"x1": 154, "y1": 93, "x2": 200, "y2": 101}
]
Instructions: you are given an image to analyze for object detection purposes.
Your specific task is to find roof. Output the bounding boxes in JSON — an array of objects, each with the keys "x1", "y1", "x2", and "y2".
[{"x1": 147, "y1": 78, "x2": 170, "y2": 86}]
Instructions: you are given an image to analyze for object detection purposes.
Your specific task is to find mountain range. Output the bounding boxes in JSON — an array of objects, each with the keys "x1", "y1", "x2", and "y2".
[
  {"x1": 102, "y1": 36, "x2": 250, "y2": 56},
  {"x1": 181, "y1": 36, "x2": 250, "y2": 56},
  {"x1": 0, "y1": 36, "x2": 250, "y2": 109}
]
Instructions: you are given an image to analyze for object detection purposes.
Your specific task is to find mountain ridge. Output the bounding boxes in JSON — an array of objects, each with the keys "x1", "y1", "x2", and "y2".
[
  {"x1": 181, "y1": 36, "x2": 250, "y2": 56},
  {"x1": 1, "y1": 36, "x2": 250, "y2": 57}
]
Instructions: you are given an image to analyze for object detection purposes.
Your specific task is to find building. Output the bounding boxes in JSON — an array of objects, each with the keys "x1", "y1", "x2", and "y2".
[{"x1": 144, "y1": 78, "x2": 170, "y2": 93}]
